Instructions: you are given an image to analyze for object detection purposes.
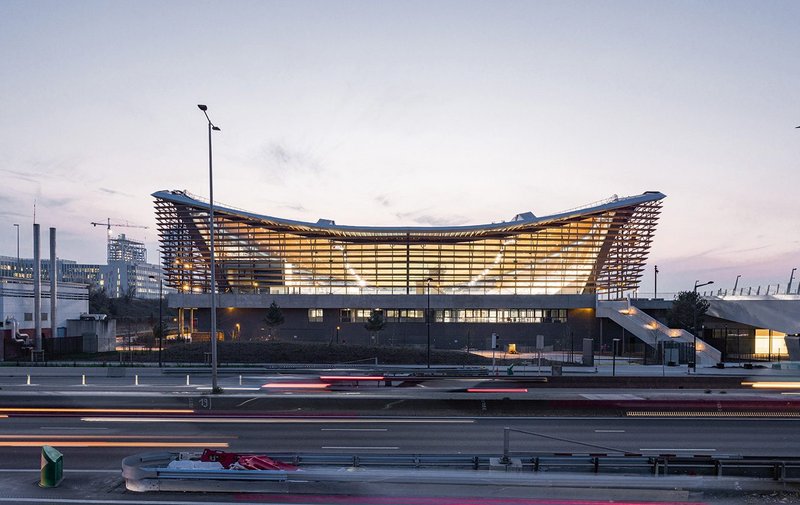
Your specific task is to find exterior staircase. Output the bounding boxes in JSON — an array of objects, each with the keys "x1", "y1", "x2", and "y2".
[{"x1": 596, "y1": 300, "x2": 721, "y2": 367}]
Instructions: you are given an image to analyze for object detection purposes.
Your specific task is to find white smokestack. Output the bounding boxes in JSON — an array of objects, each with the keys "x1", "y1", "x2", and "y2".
[
  {"x1": 50, "y1": 227, "x2": 57, "y2": 339},
  {"x1": 33, "y1": 223, "x2": 42, "y2": 351}
]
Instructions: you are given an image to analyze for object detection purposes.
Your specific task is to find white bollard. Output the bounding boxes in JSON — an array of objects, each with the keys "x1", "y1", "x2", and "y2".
[
  {"x1": 135, "y1": 375, "x2": 139, "y2": 386},
  {"x1": 239, "y1": 375, "x2": 242, "y2": 386},
  {"x1": 186, "y1": 374, "x2": 190, "y2": 386},
  {"x1": 26, "y1": 374, "x2": 31, "y2": 385},
  {"x1": 82, "y1": 374, "x2": 86, "y2": 386}
]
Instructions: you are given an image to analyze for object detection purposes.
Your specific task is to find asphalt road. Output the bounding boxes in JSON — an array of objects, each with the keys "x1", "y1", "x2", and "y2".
[
  {"x1": 0, "y1": 392, "x2": 799, "y2": 503},
  {"x1": 0, "y1": 366, "x2": 799, "y2": 504},
  {"x1": 2, "y1": 413, "x2": 800, "y2": 467}
]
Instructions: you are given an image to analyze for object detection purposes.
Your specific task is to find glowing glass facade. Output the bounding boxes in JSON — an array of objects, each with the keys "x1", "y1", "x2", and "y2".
[{"x1": 154, "y1": 190, "x2": 663, "y2": 298}]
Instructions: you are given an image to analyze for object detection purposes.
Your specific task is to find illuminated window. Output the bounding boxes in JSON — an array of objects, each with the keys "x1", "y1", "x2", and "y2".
[{"x1": 308, "y1": 309, "x2": 323, "y2": 323}]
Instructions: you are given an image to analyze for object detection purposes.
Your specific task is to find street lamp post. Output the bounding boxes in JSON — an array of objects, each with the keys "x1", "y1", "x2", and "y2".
[
  {"x1": 653, "y1": 265, "x2": 658, "y2": 299},
  {"x1": 149, "y1": 274, "x2": 164, "y2": 367},
  {"x1": 336, "y1": 326, "x2": 340, "y2": 344},
  {"x1": 692, "y1": 280, "x2": 714, "y2": 371},
  {"x1": 426, "y1": 277, "x2": 433, "y2": 369},
  {"x1": 198, "y1": 104, "x2": 221, "y2": 393},
  {"x1": 733, "y1": 275, "x2": 741, "y2": 296},
  {"x1": 612, "y1": 338, "x2": 620, "y2": 376},
  {"x1": 13, "y1": 224, "x2": 20, "y2": 272},
  {"x1": 788, "y1": 268, "x2": 797, "y2": 295}
]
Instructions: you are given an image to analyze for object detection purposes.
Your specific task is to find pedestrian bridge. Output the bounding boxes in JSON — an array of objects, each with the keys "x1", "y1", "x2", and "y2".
[{"x1": 597, "y1": 300, "x2": 721, "y2": 367}]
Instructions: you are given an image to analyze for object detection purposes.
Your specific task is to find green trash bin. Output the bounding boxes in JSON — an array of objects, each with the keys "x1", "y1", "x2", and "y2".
[{"x1": 40, "y1": 445, "x2": 63, "y2": 487}]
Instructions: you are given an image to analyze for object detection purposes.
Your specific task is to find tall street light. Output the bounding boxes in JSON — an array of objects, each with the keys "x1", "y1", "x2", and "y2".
[
  {"x1": 13, "y1": 224, "x2": 20, "y2": 272},
  {"x1": 149, "y1": 274, "x2": 164, "y2": 367},
  {"x1": 733, "y1": 274, "x2": 741, "y2": 295},
  {"x1": 198, "y1": 104, "x2": 221, "y2": 392},
  {"x1": 692, "y1": 280, "x2": 714, "y2": 371},
  {"x1": 653, "y1": 265, "x2": 658, "y2": 299},
  {"x1": 426, "y1": 277, "x2": 433, "y2": 369}
]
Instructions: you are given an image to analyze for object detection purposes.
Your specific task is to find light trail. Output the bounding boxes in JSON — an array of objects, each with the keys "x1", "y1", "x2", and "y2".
[
  {"x1": 82, "y1": 417, "x2": 475, "y2": 424},
  {"x1": 743, "y1": 381, "x2": 800, "y2": 389},
  {"x1": 0, "y1": 435, "x2": 233, "y2": 439},
  {"x1": 320, "y1": 375, "x2": 385, "y2": 381},
  {"x1": 0, "y1": 441, "x2": 228, "y2": 447},
  {"x1": 0, "y1": 408, "x2": 193, "y2": 414},
  {"x1": 0, "y1": 497, "x2": 708, "y2": 505},
  {"x1": 262, "y1": 383, "x2": 331, "y2": 389}
]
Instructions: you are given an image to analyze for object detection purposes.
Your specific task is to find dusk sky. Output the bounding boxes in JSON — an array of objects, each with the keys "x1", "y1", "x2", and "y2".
[{"x1": 2, "y1": 0, "x2": 798, "y2": 296}]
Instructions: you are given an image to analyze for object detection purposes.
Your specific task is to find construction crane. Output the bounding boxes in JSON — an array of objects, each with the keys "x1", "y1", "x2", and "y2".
[{"x1": 91, "y1": 218, "x2": 149, "y2": 236}]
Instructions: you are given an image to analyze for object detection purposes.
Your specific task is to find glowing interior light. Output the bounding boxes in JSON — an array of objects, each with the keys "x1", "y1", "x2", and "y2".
[{"x1": 261, "y1": 383, "x2": 330, "y2": 389}]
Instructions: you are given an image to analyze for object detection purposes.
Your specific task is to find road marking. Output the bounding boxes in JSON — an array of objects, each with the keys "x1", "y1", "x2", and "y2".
[
  {"x1": 40, "y1": 427, "x2": 109, "y2": 431},
  {"x1": 628, "y1": 411, "x2": 800, "y2": 418},
  {"x1": 322, "y1": 446, "x2": 399, "y2": 450},
  {"x1": 321, "y1": 428, "x2": 388, "y2": 432},
  {"x1": 594, "y1": 429, "x2": 625, "y2": 433},
  {"x1": 639, "y1": 448, "x2": 717, "y2": 452},
  {"x1": 235, "y1": 397, "x2": 259, "y2": 407},
  {"x1": 581, "y1": 394, "x2": 644, "y2": 400}
]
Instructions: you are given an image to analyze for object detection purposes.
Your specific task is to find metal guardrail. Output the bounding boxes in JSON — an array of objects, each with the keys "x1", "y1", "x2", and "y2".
[{"x1": 123, "y1": 450, "x2": 800, "y2": 491}]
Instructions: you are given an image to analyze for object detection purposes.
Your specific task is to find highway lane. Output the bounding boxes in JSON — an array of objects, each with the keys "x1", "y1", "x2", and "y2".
[{"x1": 0, "y1": 414, "x2": 798, "y2": 472}]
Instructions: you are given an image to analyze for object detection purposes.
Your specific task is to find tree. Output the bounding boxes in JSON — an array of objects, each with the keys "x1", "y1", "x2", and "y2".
[
  {"x1": 88, "y1": 284, "x2": 112, "y2": 315},
  {"x1": 666, "y1": 291, "x2": 710, "y2": 333},
  {"x1": 264, "y1": 301, "x2": 285, "y2": 338},
  {"x1": 364, "y1": 310, "x2": 386, "y2": 345}
]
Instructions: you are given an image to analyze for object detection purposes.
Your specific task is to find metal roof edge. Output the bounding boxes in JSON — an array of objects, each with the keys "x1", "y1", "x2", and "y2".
[{"x1": 152, "y1": 190, "x2": 665, "y2": 234}]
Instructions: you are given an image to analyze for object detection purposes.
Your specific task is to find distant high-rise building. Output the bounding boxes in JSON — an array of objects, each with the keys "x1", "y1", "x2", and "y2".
[{"x1": 107, "y1": 234, "x2": 147, "y2": 263}]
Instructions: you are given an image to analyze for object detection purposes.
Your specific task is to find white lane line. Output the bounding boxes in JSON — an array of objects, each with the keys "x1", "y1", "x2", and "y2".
[
  {"x1": 40, "y1": 427, "x2": 110, "y2": 431},
  {"x1": 322, "y1": 446, "x2": 399, "y2": 450},
  {"x1": 640, "y1": 448, "x2": 717, "y2": 452},
  {"x1": 581, "y1": 393, "x2": 644, "y2": 400},
  {"x1": 594, "y1": 429, "x2": 625, "y2": 433},
  {"x1": 321, "y1": 428, "x2": 388, "y2": 432}
]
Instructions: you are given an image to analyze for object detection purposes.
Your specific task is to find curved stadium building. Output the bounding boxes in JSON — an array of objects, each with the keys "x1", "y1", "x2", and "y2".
[{"x1": 153, "y1": 190, "x2": 672, "y2": 353}]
